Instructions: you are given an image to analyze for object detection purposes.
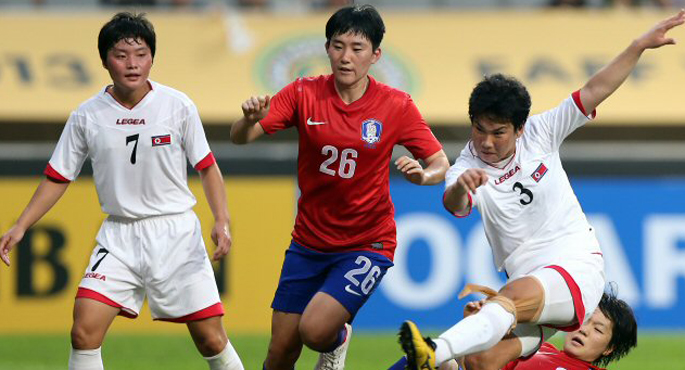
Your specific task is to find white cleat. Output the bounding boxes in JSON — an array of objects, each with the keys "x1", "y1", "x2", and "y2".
[{"x1": 314, "y1": 323, "x2": 352, "y2": 370}]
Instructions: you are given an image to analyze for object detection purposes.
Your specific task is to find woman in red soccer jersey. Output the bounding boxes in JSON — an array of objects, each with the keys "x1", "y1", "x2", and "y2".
[
  {"x1": 231, "y1": 5, "x2": 449, "y2": 370},
  {"x1": 389, "y1": 292, "x2": 638, "y2": 370}
]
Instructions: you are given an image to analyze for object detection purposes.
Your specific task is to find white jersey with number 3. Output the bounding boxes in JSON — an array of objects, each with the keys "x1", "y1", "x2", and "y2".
[
  {"x1": 48, "y1": 80, "x2": 212, "y2": 219},
  {"x1": 445, "y1": 93, "x2": 601, "y2": 274}
]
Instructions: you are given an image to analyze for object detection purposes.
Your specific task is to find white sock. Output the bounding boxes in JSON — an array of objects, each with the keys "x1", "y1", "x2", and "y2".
[
  {"x1": 204, "y1": 340, "x2": 244, "y2": 370},
  {"x1": 68, "y1": 347, "x2": 104, "y2": 370},
  {"x1": 434, "y1": 303, "x2": 515, "y2": 365}
]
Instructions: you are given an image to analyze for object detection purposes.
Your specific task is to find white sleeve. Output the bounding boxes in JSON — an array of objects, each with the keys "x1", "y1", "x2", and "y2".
[
  {"x1": 444, "y1": 144, "x2": 478, "y2": 209},
  {"x1": 526, "y1": 94, "x2": 594, "y2": 153},
  {"x1": 445, "y1": 145, "x2": 474, "y2": 189},
  {"x1": 182, "y1": 102, "x2": 212, "y2": 167},
  {"x1": 48, "y1": 111, "x2": 88, "y2": 181}
]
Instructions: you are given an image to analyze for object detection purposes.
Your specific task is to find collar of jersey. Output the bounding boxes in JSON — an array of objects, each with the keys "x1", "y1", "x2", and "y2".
[
  {"x1": 327, "y1": 74, "x2": 378, "y2": 111},
  {"x1": 102, "y1": 80, "x2": 156, "y2": 111},
  {"x1": 469, "y1": 139, "x2": 519, "y2": 170}
]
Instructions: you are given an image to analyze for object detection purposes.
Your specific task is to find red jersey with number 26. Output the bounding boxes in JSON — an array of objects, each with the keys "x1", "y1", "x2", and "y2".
[
  {"x1": 503, "y1": 343, "x2": 605, "y2": 370},
  {"x1": 259, "y1": 75, "x2": 442, "y2": 260}
]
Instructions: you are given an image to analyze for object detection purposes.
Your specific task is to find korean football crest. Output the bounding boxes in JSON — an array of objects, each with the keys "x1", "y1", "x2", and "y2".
[{"x1": 361, "y1": 119, "x2": 383, "y2": 148}]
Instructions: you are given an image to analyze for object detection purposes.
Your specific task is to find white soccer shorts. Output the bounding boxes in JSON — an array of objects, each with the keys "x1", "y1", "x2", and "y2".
[
  {"x1": 77, "y1": 210, "x2": 223, "y2": 321},
  {"x1": 510, "y1": 252, "x2": 605, "y2": 357}
]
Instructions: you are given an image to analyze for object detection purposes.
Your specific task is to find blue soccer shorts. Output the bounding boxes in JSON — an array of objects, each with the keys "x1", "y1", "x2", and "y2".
[{"x1": 271, "y1": 241, "x2": 394, "y2": 320}]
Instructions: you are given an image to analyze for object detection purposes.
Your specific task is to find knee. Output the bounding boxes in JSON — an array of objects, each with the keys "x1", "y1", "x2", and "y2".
[
  {"x1": 195, "y1": 332, "x2": 227, "y2": 357},
  {"x1": 298, "y1": 320, "x2": 334, "y2": 352},
  {"x1": 70, "y1": 324, "x2": 102, "y2": 350}
]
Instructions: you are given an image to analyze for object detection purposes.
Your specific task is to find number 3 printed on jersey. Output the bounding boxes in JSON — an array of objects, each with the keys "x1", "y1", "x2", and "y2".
[
  {"x1": 319, "y1": 145, "x2": 358, "y2": 178},
  {"x1": 513, "y1": 181, "x2": 534, "y2": 205}
]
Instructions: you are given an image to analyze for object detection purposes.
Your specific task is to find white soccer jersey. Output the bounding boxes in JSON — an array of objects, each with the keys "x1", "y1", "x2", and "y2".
[
  {"x1": 47, "y1": 81, "x2": 214, "y2": 219},
  {"x1": 445, "y1": 92, "x2": 601, "y2": 274}
]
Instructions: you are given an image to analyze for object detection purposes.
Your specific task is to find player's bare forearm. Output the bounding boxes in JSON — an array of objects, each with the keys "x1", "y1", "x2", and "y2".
[
  {"x1": 1, "y1": 179, "x2": 69, "y2": 266},
  {"x1": 200, "y1": 163, "x2": 232, "y2": 260},
  {"x1": 579, "y1": 42, "x2": 644, "y2": 114},
  {"x1": 580, "y1": 10, "x2": 685, "y2": 114},
  {"x1": 444, "y1": 182, "x2": 471, "y2": 215},
  {"x1": 230, "y1": 117, "x2": 265, "y2": 145},
  {"x1": 420, "y1": 150, "x2": 450, "y2": 185},
  {"x1": 199, "y1": 163, "x2": 230, "y2": 224},
  {"x1": 15, "y1": 179, "x2": 70, "y2": 231}
]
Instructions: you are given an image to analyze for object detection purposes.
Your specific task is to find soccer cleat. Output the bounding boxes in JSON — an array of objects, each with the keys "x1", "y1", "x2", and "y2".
[
  {"x1": 314, "y1": 323, "x2": 352, "y2": 370},
  {"x1": 399, "y1": 321, "x2": 437, "y2": 370}
]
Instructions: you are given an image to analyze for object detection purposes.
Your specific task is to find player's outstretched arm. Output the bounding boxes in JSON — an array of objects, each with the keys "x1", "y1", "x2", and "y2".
[
  {"x1": 230, "y1": 95, "x2": 270, "y2": 144},
  {"x1": 199, "y1": 163, "x2": 232, "y2": 261},
  {"x1": 395, "y1": 150, "x2": 449, "y2": 185},
  {"x1": 0, "y1": 179, "x2": 70, "y2": 266},
  {"x1": 444, "y1": 169, "x2": 488, "y2": 216},
  {"x1": 580, "y1": 10, "x2": 685, "y2": 114}
]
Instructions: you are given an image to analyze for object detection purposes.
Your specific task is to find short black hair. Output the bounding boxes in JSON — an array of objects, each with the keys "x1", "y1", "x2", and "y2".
[
  {"x1": 594, "y1": 292, "x2": 638, "y2": 367},
  {"x1": 325, "y1": 4, "x2": 385, "y2": 51},
  {"x1": 468, "y1": 74, "x2": 531, "y2": 132},
  {"x1": 98, "y1": 12, "x2": 156, "y2": 64}
]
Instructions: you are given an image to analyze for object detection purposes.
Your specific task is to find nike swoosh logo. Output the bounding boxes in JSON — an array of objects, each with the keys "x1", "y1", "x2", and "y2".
[
  {"x1": 345, "y1": 284, "x2": 362, "y2": 296},
  {"x1": 307, "y1": 117, "x2": 326, "y2": 126}
]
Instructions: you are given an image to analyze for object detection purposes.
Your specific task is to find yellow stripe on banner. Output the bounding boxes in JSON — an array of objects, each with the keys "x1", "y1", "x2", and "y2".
[
  {"x1": 1, "y1": 10, "x2": 684, "y2": 125},
  {"x1": 0, "y1": 177, "x2": 295, "y2": 334}
]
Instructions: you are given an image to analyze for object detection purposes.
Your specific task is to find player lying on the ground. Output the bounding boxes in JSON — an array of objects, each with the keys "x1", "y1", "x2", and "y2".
[
  {"x1": 397, "y1": 9, "x2": 683, "y2": 370},
  {"x1": 389, "y1": 291, "x2": 637, "y2": 369}
]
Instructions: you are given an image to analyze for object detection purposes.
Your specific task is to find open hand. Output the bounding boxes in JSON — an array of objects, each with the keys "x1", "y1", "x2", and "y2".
[{"x1": 636, "y1": 9, "x2": 685, "y2": 50}]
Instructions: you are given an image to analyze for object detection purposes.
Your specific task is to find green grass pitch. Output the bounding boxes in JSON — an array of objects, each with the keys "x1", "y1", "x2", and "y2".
[{"x1": 0, "y1": 333, "x2": 683, "y2": 369}]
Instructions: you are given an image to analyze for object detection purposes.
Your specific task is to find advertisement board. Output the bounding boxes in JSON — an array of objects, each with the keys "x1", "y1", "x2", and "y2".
[
  {"x1": 2, "y1": 11, "x2": 685, "y2": 125},
  {"x1": 357, "y1": 178, "x2": 685, "y2": 331},
  {"x1": 2, "y1": 176, "x2": 684, "y2": 333}
]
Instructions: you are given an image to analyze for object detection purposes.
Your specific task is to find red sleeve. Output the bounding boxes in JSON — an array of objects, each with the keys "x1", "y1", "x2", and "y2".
[
  {"x1": 258, "y1": 80, "x2": 299, "y2": 134},
  {"x1": 44, "y1": 163, "x2": 71, "y2": 183},
  {"x1": 397, "y1": 97, "x2": 442, "y2": 160},
  {"x1": 194, "y1": 152, "x2": 216, "y2": 171},
  {"x1": 571, "y1": 90, "x2": 596, "y2": 118}
]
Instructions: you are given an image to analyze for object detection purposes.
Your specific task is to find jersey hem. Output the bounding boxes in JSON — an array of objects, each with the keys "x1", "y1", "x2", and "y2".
[
  {"x1": 544, "y1": 265, "x2": 585, "y2": 332},
  {"x1": 571, "y1": 90, "x2": 597, "y2": 119},
  {"x1": 154, "y1": 302, "x2": 225, "y2": 323},
  {"x1": 194, "y1": 152, "x2": 216, "y2": 171},
  {"x1": 76, "y1": 287, "x2": 138, "y2": 319},
  {"x1": 44, "y1": 163, "x2": 71, "y2": 183}
]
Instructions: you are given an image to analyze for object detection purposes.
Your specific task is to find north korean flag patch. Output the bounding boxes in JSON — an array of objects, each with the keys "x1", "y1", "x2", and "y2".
[
  {"x1": 531, "y1": 163, "x2": 548, "y2": 182},
  {"x1": 151, "y1": 134, "x2": 171, "y2": 147}
]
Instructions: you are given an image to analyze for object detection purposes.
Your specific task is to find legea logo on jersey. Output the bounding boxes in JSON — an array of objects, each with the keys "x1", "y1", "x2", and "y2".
[
  {"x1": 116, "y1": 118, "x2": 146, "y2": 125},
  {"x1": 151, "y1": 134, "x2": 171, "y2": 147},
  {"x1": 361, "y1": 119, "x2": 382, "y2": 148},
  {"x1": 255, "y1": 36, "x2": 417, "y2": 94},
  {"x1": 531, "y1": 163, "x2": 548, "y2": 182}
]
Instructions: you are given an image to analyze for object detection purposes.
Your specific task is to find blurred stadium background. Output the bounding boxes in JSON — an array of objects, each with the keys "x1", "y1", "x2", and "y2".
[{"x1": 2, "y1": 0, "x2": 685, "y2": 368}]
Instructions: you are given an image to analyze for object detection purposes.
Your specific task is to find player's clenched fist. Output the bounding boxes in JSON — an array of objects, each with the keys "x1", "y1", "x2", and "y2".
[
  {"x1": 241, "y1": 95, "x2": 271, "y2": 124},
  {"x1": 456, "y1": 168, "x2": 488, "y2": 194}
]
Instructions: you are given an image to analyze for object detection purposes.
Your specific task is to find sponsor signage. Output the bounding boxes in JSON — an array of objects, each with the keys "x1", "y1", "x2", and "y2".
[
  {"x1": 2, "y1": 11, "x2": 685, "y2": 125},
  {"x1": 356, "y1": 178, "x2": 685, "y2": 331},
  {"x1": 0, "y1": 177, "x2": 294, "y2": 334}
]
